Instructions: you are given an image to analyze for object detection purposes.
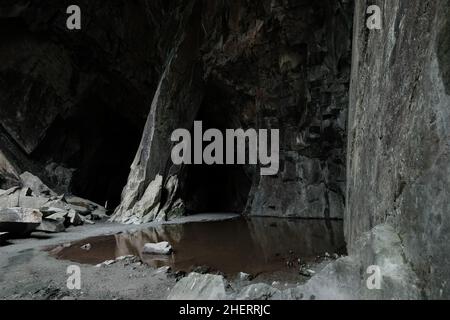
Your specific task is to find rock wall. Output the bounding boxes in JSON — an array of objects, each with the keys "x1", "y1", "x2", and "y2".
[
  {"x1": 112, "y1": 0, "x2": 353, "y2": 223},
  {"x1": 0, "y1": 150, "x2": 20, "y2": 189},
  {"x1": 0, "y1": 1, "x2": 184, "y2": 206},
  {"x1": 346, "y1": 0, "x2": 450, "y2": 299},
  {"x1": 0, "y1": 1, "x2": 353, "y2": 220}
]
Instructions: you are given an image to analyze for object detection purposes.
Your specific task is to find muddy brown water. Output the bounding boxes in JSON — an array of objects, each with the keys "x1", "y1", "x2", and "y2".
[{"x1": 48, "y1": 218, "x2": 345, "y2": 276}]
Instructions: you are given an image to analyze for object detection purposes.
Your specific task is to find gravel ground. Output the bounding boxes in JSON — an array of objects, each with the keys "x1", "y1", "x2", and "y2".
[
  {"x1": 0, "y1": 214, "x2": 331, "y2": 300},
  {"x1": 0, "y1": 215, "x2": 239, "y2": 300}
]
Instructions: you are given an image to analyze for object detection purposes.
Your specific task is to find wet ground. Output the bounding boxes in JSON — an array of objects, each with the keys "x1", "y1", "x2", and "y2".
[{"x1": 48, "y1": 217, "x2": 346, "y2": 277}]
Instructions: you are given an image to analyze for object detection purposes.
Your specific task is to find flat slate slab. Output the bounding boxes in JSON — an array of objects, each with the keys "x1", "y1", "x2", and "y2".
[{"x1": 0, "y1": 207, "x2": 42, "y2": 236}]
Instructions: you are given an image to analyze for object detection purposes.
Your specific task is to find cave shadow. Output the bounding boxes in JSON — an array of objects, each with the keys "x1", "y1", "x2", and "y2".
[
  {"x1": 32, "y1": 91, "x2": 143, "y2": 210},
  {"x1": 180, "y1": 83, "x2": 254, "y2": 215}
]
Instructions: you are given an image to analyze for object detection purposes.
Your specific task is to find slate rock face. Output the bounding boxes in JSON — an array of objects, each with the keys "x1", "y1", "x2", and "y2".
[
  {"x1": 346, "y1": 0, "x2": 450, "y2": 299},
  {"x1": 112, "y1": 0, "x2": 353, "y2": 222},
  {"x1": 0, "y1": 0, "x2": 186, "y2": 207},
  {"x1": 0, "y1": 150, "x2": 20, "y2": 189},
  {"x1": 0, "y1": 1, "x2": 352, "y2": 221}
]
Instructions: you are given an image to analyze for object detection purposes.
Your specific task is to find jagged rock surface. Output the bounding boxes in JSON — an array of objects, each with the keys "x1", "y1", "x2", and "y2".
[
  {"x1": 346, "y1": 0, "x2": 450, "y2": 299},
  {"x1": 1, "y1": 0, "x2": 449, "y2": 300},
  {"x1": 0, "y1": 0, "x2": 183, "y2": 207},
  {"x1": 0, "y1": 172, "x2": 107, "y2": 239},
  {"x1": 168, "y1": 272, "x2": 227, "y2": 300},
  {"x1": 112, "y1": 0, "x2": 353, "y2": 223}
]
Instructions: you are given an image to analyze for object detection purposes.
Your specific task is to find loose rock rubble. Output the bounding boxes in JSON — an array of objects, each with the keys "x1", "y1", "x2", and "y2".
[
  {"x1": 95, "y1": 255, "x2": 141, "y2": 268},
  {"x1": 0, "y1": 172, "x2": 107, "y2": 242}
]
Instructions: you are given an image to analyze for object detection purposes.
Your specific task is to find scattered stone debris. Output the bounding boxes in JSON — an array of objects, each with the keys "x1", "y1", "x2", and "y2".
[
  {"x1": 36, "y1": 219, "x2": 65, "y2": 233},
  {"x1": 20, "y1": 172, "x2": 56, "y2": 197},
  {"x1": 0, "y1": 172, "x2": 108, "y2": 239},
  {"x1": 115, "y1": 255, "x2": 135, "y2": 261},
  {"x1": 96, "y1": 260, "x2": 116, "y2": 267},
  {"x1": 142, "y1": 241, "x2": 172, "y2": 255},
  {"x1": 95, "y1": 255, "x2": 141, "y2": 268}
]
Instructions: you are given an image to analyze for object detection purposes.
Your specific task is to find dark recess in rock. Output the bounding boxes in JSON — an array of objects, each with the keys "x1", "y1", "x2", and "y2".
[{"x1": 0, "y1": 0, "x2": 184, "y2": 207}]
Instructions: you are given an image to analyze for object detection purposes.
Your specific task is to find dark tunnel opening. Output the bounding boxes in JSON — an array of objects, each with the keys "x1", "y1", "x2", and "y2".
[
  {"x1": 181, "y1": 84, "x2": 254, "y2": 214},
  {"x1": 32, "y1": 94, "x2": 143, "y2": 210}
]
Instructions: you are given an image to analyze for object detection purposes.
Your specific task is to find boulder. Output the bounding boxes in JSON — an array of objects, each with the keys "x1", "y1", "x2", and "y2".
[
  {"x1": 20, "y1": 171, "x2": 56, "y2": 197},
  {"x1": 168, "y1": 273, "x2": 227, "y2": 300},
  {"x1": 142, "y1": 241, "x2": 172, "y2": 255},
  {"x1": 0, "y1": 187, "x2": 19, "y2": 196},
  {"x1": 0, "y1": 207, "x2": 43, "y2": 236},
  {"x1": 277, "y1": 224, "x2": 421, "y2": 300},
  {"x1": 0, "y1": 187, "x2": 20, "y2": 208},
  {"x1": 44, "y1": 198, "x2": 72, "y2": 212},
  {"x1": 67, "y1": 209, "x2": 83, "y2": 226},
  {"x1": 36, "y1": 219, "x2": 66, "y2": 233},
  {"x1": 44, "y1": 208, "x2": 86, "y2": 228},
  {"x1": 19, "y1": 187, "x2": 32, "y2": 197},
  {"x1": 45, "y1": 196, "x2": 103, "y2": 217},
  {"x1": 0, "y1": 187, "x2": 49, "y2": 210},
  {"x1": 40, "y1": 207, "x2": 67, "y2": 218},
  {"x1": 18, "y1": 195, "x2": 49, "y2": 209},
  {"x1": 45, "y1": 211, "x2": 69, "y2": 222},
  {"x1": 66, "y1": 203, "x2": 91, "y2": 216},
  {"x1": 0, "y1": 187, "x2": 12, "y2": 197},
  {"x1": 65, "y1": 195, "x2": 105, "y2": 212}
]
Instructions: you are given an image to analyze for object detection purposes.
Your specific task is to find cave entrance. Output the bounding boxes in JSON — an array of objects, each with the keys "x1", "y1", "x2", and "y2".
[
  {"x1": 182, "y1": 163, "x2": 252, "y2": 214},
  {"x1": 181, "y1": 85, "x2": 253, "y2": 215},
  {"x1": 33, "y1": 87, "x2": 144, "y2": 211}
]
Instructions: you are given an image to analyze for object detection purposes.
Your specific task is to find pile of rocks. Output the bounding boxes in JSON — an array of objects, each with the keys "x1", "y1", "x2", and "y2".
[{"x1": 0, "y1": 172, "x2": 107, "y2": 240}]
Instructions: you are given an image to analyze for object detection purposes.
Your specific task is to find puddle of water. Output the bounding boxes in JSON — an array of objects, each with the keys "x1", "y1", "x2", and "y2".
[{"x1": 48, "y1": 218, "x2": 345, "y2": 276}]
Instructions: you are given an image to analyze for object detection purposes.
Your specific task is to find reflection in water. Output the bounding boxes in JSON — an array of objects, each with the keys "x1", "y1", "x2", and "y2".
[{"x1": 49, "y1": 218, "x2": 346, "y2": 275}]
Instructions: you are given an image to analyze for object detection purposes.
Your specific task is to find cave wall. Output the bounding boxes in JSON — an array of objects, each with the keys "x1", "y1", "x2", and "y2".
[
  {"x1": 346, "y1": 0, "x2": 450, "y2": 299},
  {"x1": 0, "y1": 1, "x2": 353, "y2": 219},
  {"x1": 112, "y1": 0, "x2": 353, "y2": 223},
  {"x1": 0, "y1": 0, "x2": 185, "y2": 205}
]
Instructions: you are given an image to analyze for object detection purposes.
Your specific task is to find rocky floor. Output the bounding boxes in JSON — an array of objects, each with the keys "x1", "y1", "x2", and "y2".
[
  {"x1": 1, "y1": 170, "x2": 338, "y2": 300},
  {"x1": 0, "y1": 216, "x2": 340, "y2": 300}
]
